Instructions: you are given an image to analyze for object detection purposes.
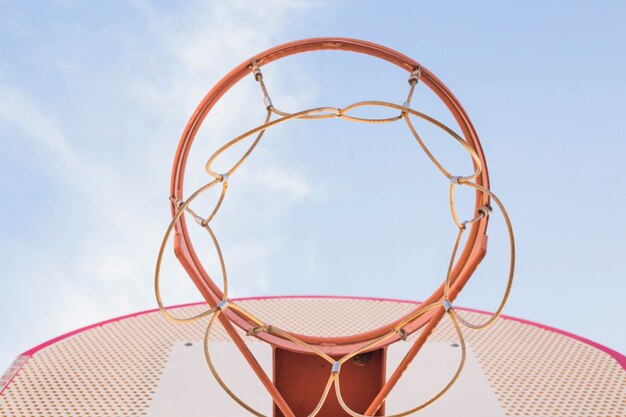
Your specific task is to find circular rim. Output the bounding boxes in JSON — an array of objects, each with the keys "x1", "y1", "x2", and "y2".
[{"x1": 168, "y1": 37, "x2": 491, "y2": 355}]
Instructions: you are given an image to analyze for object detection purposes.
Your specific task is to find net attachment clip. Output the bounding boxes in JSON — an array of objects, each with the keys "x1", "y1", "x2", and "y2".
[
  {"x1": 251, "y1": 60, "x2": 263, "y2": 81},
  {"x1": 408, "y1": 66, "x2": 423, "y2": 85},
  {"x1": 250, "y1": 59, "x2": 272, "y2": 108},
  {"x1": 331, "y1": 361, "x2": 342, "y2": 374},
  {"x1": 247, "y1": 324, "x2": 271, "y2": 336},
  {"x1": 169, "y1": 196, "x2": 185, "y2": 209},
  {"x1": 442, "y1": 299, "x2": 454, "y2": 312},
  {"x1": 217, "y1": 300, "x2": 230, "y2": 311},
  {"x1": 478, "y1": 205, "x2": 493, "y2": 218},
  {"x1": 395, "y1": 328, "x2": 408, "y2": 341}
]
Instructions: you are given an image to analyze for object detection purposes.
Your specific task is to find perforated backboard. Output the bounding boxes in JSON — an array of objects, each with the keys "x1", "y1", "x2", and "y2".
[{"x1": 1, "y1": 296, "x2": 624, "y2": 416}]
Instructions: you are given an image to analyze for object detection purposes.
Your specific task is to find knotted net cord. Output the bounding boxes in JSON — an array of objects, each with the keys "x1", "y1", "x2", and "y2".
[{"x1": 155, "y1": 60, "x2": 515, "y2": 417}]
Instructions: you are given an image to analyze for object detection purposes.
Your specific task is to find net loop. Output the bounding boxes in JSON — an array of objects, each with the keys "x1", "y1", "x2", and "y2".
[{"x1": 334, "y1": 310, "x2": 466, "y2": 417}]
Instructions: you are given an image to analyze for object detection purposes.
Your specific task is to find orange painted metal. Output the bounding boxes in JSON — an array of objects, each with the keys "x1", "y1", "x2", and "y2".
[
  {"x1": 274, "y1": 347, "x2": 386, "y2": 417},
  {"x1": 364, "y1": 309, "x2": 443, "y2": 416},
  {"x1": 169, "y1": 38, "x2": 491, "y2": 415}
]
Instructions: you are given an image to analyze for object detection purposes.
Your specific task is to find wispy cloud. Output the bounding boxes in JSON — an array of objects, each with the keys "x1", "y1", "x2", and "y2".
[
  {"x1": 0, "y1": 0, "x2": 321, "y2": 371},
  {"x1": 0, "y1": 83, "x2": 80, "y2": 171}
]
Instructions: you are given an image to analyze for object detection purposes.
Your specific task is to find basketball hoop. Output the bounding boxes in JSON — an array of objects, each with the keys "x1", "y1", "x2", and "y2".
[{"x1": 155, "y1": 38, "x2": 515, "y2": 417}]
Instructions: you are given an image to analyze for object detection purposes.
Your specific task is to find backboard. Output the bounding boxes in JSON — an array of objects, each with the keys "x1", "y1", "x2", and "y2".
[{"x1": 1, "y1": 296, "x2": 624, "y2": 416}]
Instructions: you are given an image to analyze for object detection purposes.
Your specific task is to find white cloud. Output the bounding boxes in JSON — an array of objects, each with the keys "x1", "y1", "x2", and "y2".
[
  {"x1": 0, "y1": 83, "x2": 79, "y2": 172},
  {"x1": 0, "y1": 0, "x2": 321, "y2": 371}
]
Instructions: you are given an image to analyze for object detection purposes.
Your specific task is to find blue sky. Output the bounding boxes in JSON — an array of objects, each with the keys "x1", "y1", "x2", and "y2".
[{"x1": 1, "y1": 0, "x2": 625, "y2": 373}]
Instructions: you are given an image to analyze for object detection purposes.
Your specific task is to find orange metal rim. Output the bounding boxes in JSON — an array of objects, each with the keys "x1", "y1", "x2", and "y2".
[{"x1": 169, "y1": 37, "x2": 491, "y2": 355}]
